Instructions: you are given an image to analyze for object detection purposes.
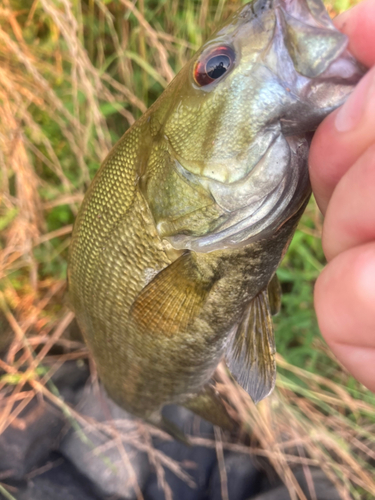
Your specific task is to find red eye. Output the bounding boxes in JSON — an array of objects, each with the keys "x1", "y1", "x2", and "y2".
[{"x1": 194, "y1": 46, "x2": 235, "y2": 87}]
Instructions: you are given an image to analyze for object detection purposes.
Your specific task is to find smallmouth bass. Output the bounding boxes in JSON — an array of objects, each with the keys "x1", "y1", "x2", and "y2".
[{"x1": 68, "y1": 0, "x2": 364, "y2": 437}]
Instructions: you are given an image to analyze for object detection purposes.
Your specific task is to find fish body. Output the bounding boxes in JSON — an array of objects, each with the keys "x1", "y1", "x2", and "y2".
[{"x1": 68, "y1": 0, "x2": 363, "y2": 435}]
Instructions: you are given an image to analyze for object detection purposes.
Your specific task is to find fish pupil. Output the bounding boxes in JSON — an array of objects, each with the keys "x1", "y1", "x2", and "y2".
[
  {"x1": 206, "y1": 55, "x2": 230, "y2": 79},
  {"x1": 193, "y1": 46, "x2": 234, "y2": 86}
]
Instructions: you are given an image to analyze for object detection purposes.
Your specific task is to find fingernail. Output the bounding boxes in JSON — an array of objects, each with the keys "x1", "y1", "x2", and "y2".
[
  {"x1": 357, "y1": 246, "x2": 375, "y2": 306},
  {"x1": 335, "y1": 69, "x2": 375, "y2": 133}
]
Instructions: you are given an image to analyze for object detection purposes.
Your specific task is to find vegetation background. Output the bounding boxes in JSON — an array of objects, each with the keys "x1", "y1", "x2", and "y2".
[{"x1": 1, "y1": 0, "x2": 375, "y2": 499}]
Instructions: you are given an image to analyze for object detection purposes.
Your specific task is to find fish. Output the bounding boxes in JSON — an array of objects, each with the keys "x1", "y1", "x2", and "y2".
[{"x1": 68, "y1": 0, "x2": 364, "y2": 438}]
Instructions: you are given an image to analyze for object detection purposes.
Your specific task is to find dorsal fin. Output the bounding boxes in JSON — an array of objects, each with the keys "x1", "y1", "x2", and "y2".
[
  {"x1": 130, "y1": 252, "x2": 211, "y2": 337},
  {"x1": 226, "y1": 288, "x2": 276, "y2": 404}
]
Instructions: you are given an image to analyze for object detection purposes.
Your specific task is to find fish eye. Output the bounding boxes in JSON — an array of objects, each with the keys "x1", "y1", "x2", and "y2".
[{"x1": 194, "y1": 46, "x2": 235, "y2": 87}]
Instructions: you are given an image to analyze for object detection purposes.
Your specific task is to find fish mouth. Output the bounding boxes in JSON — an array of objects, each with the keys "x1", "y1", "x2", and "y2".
[
  {"x1": 167, "y1": 135, "x2": 311, "y2": 253},
  {"x1": 265, "y1": 0, "x2": 364, "y2": 135}
]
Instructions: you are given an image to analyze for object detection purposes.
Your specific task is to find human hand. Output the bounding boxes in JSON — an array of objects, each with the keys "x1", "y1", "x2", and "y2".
[{"x1": 309, "y1": 0, "x2": 375, "y2": 392}]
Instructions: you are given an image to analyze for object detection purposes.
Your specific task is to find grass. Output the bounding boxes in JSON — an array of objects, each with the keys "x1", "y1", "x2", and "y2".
[{"x1": 0, "y1": 0, "x2": 374, "y2": 499}]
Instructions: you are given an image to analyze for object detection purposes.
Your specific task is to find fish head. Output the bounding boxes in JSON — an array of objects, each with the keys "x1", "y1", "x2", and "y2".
[{"x1": 147, "y1": 0, "x2": 365, "y2": 252}]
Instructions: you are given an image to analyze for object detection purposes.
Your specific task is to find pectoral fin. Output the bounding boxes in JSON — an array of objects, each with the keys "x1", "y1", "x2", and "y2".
[
  {"x1": 268, "y1": 273, "x2": 282, "y2": 316},
  {"x1": 226, "y1": 288, "x2": 276, "y2": 404},
  {"x1": 131, "y1": 252, "x2": 211, "y2": 337}
]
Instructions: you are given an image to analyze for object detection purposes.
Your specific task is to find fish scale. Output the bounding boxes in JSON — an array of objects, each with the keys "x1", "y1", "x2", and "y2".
[{"x1": 68, "y1": 0, "x2": 364, "y2": 438}]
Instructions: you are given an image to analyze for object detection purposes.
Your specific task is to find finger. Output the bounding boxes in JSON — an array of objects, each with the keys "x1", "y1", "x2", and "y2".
[
  {"x1": 314, "y1": 242, "x2": 375, "y2": 393},
  {"x1": 322, "y1": 144, "x2": 375, "y2": 261},
  {"x1": 309, "y1": 65, "x2": 375, "y2": 214},
  {"x1": 334, "y1": 0, "x2": 375, "y2": 68}
]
